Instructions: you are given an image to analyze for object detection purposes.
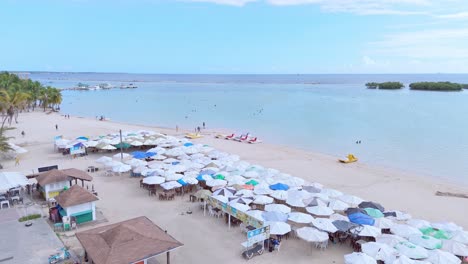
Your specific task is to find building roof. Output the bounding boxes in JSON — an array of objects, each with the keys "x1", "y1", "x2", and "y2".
[
  {"x1": 36, "y1": 169, "x2": 69, "y2": 186},
  {"x1": 76, "y1": 216, "x2": 183, "y2": 264},
  {"x1": 36, "y1": 168, "x2": 93, "y2": 186},
  {"x1": 55, "y1": 185, "x2": 98, "y2": 208}
]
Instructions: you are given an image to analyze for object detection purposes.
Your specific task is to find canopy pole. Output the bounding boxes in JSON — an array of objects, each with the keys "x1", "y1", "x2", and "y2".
[
  {"x1": 119, "y1": 129, "x2": 124, "y2": 161},
  {"x1": 166, "y1": 251, "x2": 170, "y2": 264},
  {"x1": 203, "y1": 200, "x2": 206, "y2": 216},
  {"x1": 228, "y1": 214, "x2": 231, "y2": 230}
]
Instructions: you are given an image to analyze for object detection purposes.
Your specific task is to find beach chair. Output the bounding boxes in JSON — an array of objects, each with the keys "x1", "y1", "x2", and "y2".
[
  {"x1": 233, "y1": 134, "x2": 249, "y2": 142},
  {"x1": 247, "y1": 137, "x2": 262, "y2": 144},
  {"x1": 225, "y1": 134, "x2": 235, "y2": 140}
]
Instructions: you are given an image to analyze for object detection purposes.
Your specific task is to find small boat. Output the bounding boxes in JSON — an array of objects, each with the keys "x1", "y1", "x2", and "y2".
[
  {"x1": 120, "y1": 83, "x2": 138, "y2": 89},
  {"x1": 339, "y1": 154, "x2": 358, "y2": 163},
  {"x1": 75, "y1": 82, "x2": 90, "y2": 90},
  {"x1": 185, "y1": 133, "x2": 202, "y2": 139},
  {"x1": 98, "y1": 83, "x2": 114, "y2": 89}
]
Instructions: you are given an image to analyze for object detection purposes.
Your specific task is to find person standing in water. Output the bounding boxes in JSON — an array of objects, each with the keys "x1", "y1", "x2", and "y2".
[{"x1": 55, "y1": 124, "x2": 58, "y2": 130}]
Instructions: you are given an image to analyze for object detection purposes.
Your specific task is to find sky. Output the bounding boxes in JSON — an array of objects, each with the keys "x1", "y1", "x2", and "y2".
[{"x1": 1, "y1": 0, "x2": 468, "y2": 74}]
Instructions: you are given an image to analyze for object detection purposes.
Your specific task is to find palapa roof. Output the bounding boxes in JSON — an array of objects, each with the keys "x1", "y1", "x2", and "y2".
[
  {"x1": 76, "y1": 216, "x2": 183, "y2": 264},
  {"x1": 36, "y1": 168, "x2": 93, "y2": 186},
  {"x1": 55, "y1": 185, "x2": 98, "y2": 208}
]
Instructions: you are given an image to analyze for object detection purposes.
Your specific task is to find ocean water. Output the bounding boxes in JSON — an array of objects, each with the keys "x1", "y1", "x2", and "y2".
[{"x1": 31, "y1": 73, "x2": 468, "y2": 184}]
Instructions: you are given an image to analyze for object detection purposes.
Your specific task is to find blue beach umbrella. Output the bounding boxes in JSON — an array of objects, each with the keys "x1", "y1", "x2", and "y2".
[
  {"x1": 270, "y1": 183, "x2": 290, "y2": 191},
  {"x1": 171, "y1": 161, "x2": 180, "y2": 165},
  {"x1": 200, "y1": 169, "x2": 216, "y2": 176},
  {"x1": 348, "y1": 212, "x2": 375, "y2": 226},
  {"x1": 76, "y1": 136, "x2": 89, "y2": 141},
  {"x1": 146, "y1": 152, "x2": 156, "y2": 157},
  {"x1": 177, "y1": 179, "x2": 188, "y2": 186},
  {"x1": 132, "y1": 151, "x2": 147, "y2": 159},
  {"x1": 184, "y1": 142, "x2": 194, "y2": 147}
]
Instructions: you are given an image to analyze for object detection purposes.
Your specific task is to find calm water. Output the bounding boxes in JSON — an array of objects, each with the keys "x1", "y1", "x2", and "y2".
[{"x1": 31, "y1": 73, "x2": 468, "y2": 184}]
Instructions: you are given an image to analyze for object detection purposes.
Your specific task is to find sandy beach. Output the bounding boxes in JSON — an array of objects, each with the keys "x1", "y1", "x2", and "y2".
[{"x1": 3, "y1": 110, "x2": 468, "y2": 263}]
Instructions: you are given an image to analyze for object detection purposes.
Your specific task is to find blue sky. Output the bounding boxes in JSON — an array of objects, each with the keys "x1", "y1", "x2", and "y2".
[{"x1": 1, "y1": 0, "x2": 468, "y2": 73}]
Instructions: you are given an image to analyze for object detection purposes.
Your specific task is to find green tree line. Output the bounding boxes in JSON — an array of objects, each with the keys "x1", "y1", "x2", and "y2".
[
  {"x1": 366, "y1": 82, "x2": 404, "y2": 90},
  {"x1": 409, "y1": 82, "x2": 463, "y2": 91},
  {"x1": 0, "y1": 71, "x2": 62, "y2": 129}
]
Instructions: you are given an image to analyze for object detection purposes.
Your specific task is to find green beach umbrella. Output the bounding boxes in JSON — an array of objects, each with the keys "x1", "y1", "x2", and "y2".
[
  {"x1": 246, "y1": 179, "x2": 259, "y2": 186},
  {"x1": 409, "y1": 234, "x2": 442, "y2": 250},
  {"x1": 364, "y1": 208, "x2": 384, "y2": 218},
  {"x1": 420, "y1": 227, "x2": 452, "y2": 240},
  {"x1": 114, "y1": 142, "x2": 131, "y2": 149},
  {"x1": 213, "y1": 174, "x2": 225, "y2": 180}
]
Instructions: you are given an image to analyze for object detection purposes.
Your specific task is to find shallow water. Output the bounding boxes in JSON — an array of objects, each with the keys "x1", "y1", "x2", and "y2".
[{"x1": 32, "y1": 73, "x2": 468, "y2": 183}]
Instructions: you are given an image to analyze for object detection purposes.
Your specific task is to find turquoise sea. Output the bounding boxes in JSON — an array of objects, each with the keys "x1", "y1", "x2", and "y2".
[{"x1": 31, "y1": 73, "x2": 468, "y2": 184}]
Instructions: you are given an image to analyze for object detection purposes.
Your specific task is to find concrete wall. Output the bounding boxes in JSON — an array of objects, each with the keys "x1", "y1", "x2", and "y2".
[
  {"x1": 65, "y1": 201, "x2": 95, "y2": 220},
  {"x1": 43, "y1": 181, "x2": 70, "y2": 200}
]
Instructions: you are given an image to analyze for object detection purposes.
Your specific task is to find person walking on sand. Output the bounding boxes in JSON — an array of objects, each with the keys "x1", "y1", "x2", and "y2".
[
  {"x1": 176, "y1": 125, "x2": 179, "y2": 132},
  {"x1": 21, "y1": 131, "x2": 25, "y2": 137},
  {"x1": 15, "y1": 157, "x2": 20, "y2": 166},
  {"x1": 203, "y1": 122, "x2": 205, "y2": 129},
  {"x1": 55, "y1": 124, "x2": 58, "y2": 130}
]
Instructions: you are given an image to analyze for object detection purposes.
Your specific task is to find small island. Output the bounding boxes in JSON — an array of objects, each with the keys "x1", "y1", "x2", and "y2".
[
  {"x1": 366, "y1": 82, "x2": 404, "y2": 90},
  {"x1": 409, "y1": 82, "x2": 463, "y2": 91}
]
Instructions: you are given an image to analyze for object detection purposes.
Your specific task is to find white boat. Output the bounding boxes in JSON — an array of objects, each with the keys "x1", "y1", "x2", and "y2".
[{"x1": 120, "y1": 83, "x2": 138, "y2": 89}]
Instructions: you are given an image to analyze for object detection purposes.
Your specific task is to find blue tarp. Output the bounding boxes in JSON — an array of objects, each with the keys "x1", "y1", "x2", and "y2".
[
  {"x1": 269, "y1": 183, "x2": 290, "y2": 191},
  {"x1": 177, "y1": 179, "x2": 188, "y2": 186},
  {"x1": 348, "y1": 212, "x2": 375, "y2": 226},
  {"x1": 184, "y1": 142, "x2": 194, "y2": 147}
]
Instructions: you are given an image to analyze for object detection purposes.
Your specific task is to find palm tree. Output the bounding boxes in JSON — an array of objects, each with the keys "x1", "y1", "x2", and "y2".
[{"x1": 0, "y1": 128, "x2": 13, "y2": 153}]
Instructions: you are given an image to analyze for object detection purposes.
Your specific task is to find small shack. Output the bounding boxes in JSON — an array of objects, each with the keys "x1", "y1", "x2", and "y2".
[
  {"x1": 35, "y1": 169, "x2": 93, "y2": 200},
  {"x1": 54, "y1": 185, "x2": 98, "y2": 224},
  {"x1": 76, "y1": 216, "x2": 183, "y2": 264}
]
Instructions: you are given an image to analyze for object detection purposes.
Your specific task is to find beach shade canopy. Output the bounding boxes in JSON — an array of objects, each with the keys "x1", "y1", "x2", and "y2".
[
  {"x1": 206, "y1": 179, "x2": 227, "y2": 188},
  {"x1": 406, "y1": 219, "x2": 432, "y2": 230},
  {"x1": 142, "y1": 176, "x2": 165, "y2": 185},
  {"x1": 352, "y1": 225, "x2": 382, "y2": 238},
  {"x1": 344, "y1": 252, "x2": 377, "y2": 264},
  {"x1": 427, "y1": 249, "x2": 462, "y2": 264},
  {"x1": 364, "y1": 208, "x2": 385, "y2": 218},
  {"x1": 311, "y1": 218, "x2": 338, "y2": 233},
  {"x1": 132, "y1": 151, "x2": 148, "y2": 159},
  {"x1": 265, "y1": 221, "x2": 291, "y2": 235},
  {"x1": 408, "y1": 234, "x2": 442, "y2": 250},
  {"x1": 253, "y1": 185, "x2": 273, "y2": 195},
  {"x1": 114, "y1": 142, "x2": 131, "y2": 149},
  {"x1": 375, "y1": 234, "x2": 407, "y2": 247},
  {"x1": 348, "y1": 212, "x2": 375, "y2": 226},
  {"x1": 345, "y1": 207, "x2": 367, "y2": 215},
  {"x1": 328, "y1": 199, "x2": 350, "y2": 211},
  {"x1": 451, "y1": 231, "x2": 468, "y2": 245},
  {"x1": 262, "y1": 211, "x2": 288, "y2": 222},
  {"x1": 228, "y1": 196, "x2": 253, "y2": 205},
  {"x1": 125, "y1": 159, "x2": 148, "y2": 168},
  {"x1": 160, "y1": 181, "x2": 182, "y2": 190},
  {"x1": 182, "y1": 177, "x2": 198, "y2": 185},
  {"x1": 361, "y1": 242, "x2": 398, "y2": 263},
  {"x1": 247, "y1": 210, "x2": 265, "y2": 221},
  {"x1": 391, "y1": 224, "x2": 423, "y2": 239},
  {"x1": 101, "y1": 144, "x2": 117, "y2": 150},
  {"x1": 194, "y1": 189, "x2": 212, "y2": 200},
  {"x1": 392, "y1": 255, "x2": 419, "y2": 264},
  {"x1": 359, "y1": 201, "x2": 385, "y2": 212},
  {"x1": 386, "y1": 210, "x2": 412, "y2": 221},
  {"x1": 112, "y1": 164, "x2": 132, "y2": 173},
  {"x1": 265, "y1": 204, "x2": 291, "y2": 214},
  {"x1": 420, "y1": 227, "x2": 452, "y2": 240},
  {"x1": 432, "y1": 222, "x2": 463, "y2": 233},
  {"x1": 330, "y1": 213, "x2": 349, "y2": 221},
  {"x1": 296, "y1": 227, "x2": 329, "y2": 243},
  {"x1": 196, "y1": 174, "x2": 212, "y2": 182},
  {"x1": 288, "y1": 212, "x2": 314, "y2": 224},
  {"x1": 442, "y1": 240, "x2": 468, "y2": 257},
  {"x1": 269, "y1": 183, "x2": 289, "y2": 191},
  {"x1": 245, "y1": 179, "x2": 259, "y2": 186},
  {"x1": 270, "y1": 190, "x2": 288, "y2": 201},
  {"x1": 96, "y1": 156, "x2": 113, "y2": 164},
  {"x1": 373, "y1": 218, "x2": 395, "y2": 229},
  {"x1": 253, "y1": 195, "x2": 274, "y2": 205},
  {"x1": 213, "y1": 174, "x2": 225, "y2": 180},
  {"x1": 200, "y1": 169, "x2": 217, "y2": 176},
  {"x1": 333, "y1": 220, "x2": 360, "y2": 232},
  {"x1": 230, "y1": 202, "x2": 250, "y2": 212},
  {"x1": 303, "y1": 197, "x2": 328, "y2": 207},
  {"x1": 338, "y1": 194, "x2": 364, "y2": 206},
  {"x1": 113, "y1": 153, "x2": 131, "y2": 160},
  {"x1": 235, "y1": 189, "x2": 254, "y2": 197},
  {"x1": 176, "y1": 179, "x2": 188, "y2": 186},
  {"x1": 213, "y1": 187, "x2": 236, "y2": 197},
  {"x1": 303, "y1": 185, "x2": 322, "y2": 193},
  {"x1": 306, "y1": 206, "x2": 334, "y2": 216},
  {"x1": 164, "y1": 172, "x2": 183, "y2": 181},
  {"x1": 320, "y1": 188, "x2": 343, "y2": 197},
  {"x1": 394, "y1": 241, "x2": 429, "y2": 260}
]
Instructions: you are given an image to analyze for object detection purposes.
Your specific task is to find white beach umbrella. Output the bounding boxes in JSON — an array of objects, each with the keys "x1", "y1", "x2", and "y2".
[
  {"x1": 213, "y1": 187, "x2": 236, "y2": 197},
  {"x1": 130, "y1": 141, "x2": 143, "y2": 146},
  {"x1": 160, "y1": 181, "x2": 182, "y2": 190},
  {"x1": 296, "y1": 227, "x2": 329, "y2": 242},
  {"x1": 354, "y1": 225, "x2": 382, "y2": 238},
  {"x1": 344, "y1": 252, "x2": 377, "y2": 264},
  {"x1": 391, "y1": 224, "x2": 422, "y2": 239},
  {"x1": 306, "y1": 206, "x2": 334, "y2": 217},
  {"x1": 213, "y1": 195, "x2": 228, "y2": 203},
  {"x1": 101, "y1": 144, "x2": 117, "y2": 150},
  {"x1": 235, "y1": 189, "x2": 254, "y2": 197},
  {"x1": 112, "y1": 164, "x2": 132, "y2": 173},
  {"x1": 165, "y1": 173, "x2": 183, "y2": 181},
  {"x1": 388, "y1": 211, "x2": 412, "y2": 221},
  {"x1": 243, "y1": 170, "x2": 259, "y2": 178},
  {"x1": 361, "y1": 242, "x2": 398, "y2": 263},
  {"x1": 376, "y1": 234, "x2": 407, "y2": 247},
  {"x1": 408, "y1": 234, "x2": 442, "y2": 250},
  {"x1": 265, "y1": 221, "x2": 291, "y2": 235},
  {"x1": 229, "y1": 196, "x2": 253, "y2": 205},
  {"x1": 152, "y1": 154, "x2": 167, "y2": 161},
  {"x1": 253, "y1": 185, "x2": 272, "y2": 195},
  {"x1": 96, "y1": 156, "x2": 112, "y2": 164},
  {"x1": 427, "y1": 249, "x2": 461, "y2": 264},
  {"x1": 253, "y1": 195, "x2": 274, "y2": 205},
  {"x1": 105, "y1": 160, "x2": 123, "y2": 168},
  {"x1": 270, "y1": 190, "x2": 288, "y2": 201},
  {"x1": 374, "y1": 218, "x2": 395, "y2": 229},
  {"x1": 451, "y1": 231, "x2": 468, "y2": 245},
  {"x1": 247, "y1": 210, "x2": 265, "y2": 221},
  {"x1": 320, "y1": 188, "x2": 343, "y2": 198},
  {"x1": 311, "y1": 218, "x2": 338, "y2": 233},
  {"x1": 406, "y1": 219, "x2": 431, "y2": 229},
  {"x1": 206, "y1": 179, "x2": 227, "y2": 188},
  {"x1": 114, "y1": 153, "x2": 131, "y2": 160},
  {"x1": 394, "y1": 241, "x2": 428, "y2": 259},
  {"x1": 328, "y1": 199, "x2": 350, "y2": 211},
  {"x1": 337, "y1": 194, "x2": 364, "y2": 206},
  {"x1": 392, "y1": 256, "x2": 418, "y2": 264},
  {"x1": 230, "y1": 203, "x2": 250, "y2": 212},
  {"x1": 432, "y1": 222, "x2": 463, "y2": 233},
  {"x1": 265, "y1": 204, "x2": 291, "y2": 214},
  {"x1": 84, "y1": 141, "x2": 99, "y2": 147},
  {"x1": 329, "y1": 213, "x2": 349, "y2": 221},
  {"x1": 288, "y1": 212, "x2": 314, "y2": 224},
  {"x1": 133, "y1": 166, "x2": 147, "y2": 174},
  {"x1": 125, "y1": 158, "x2": 147, "y2": 167},
  {"x1": 442, "y1": 240, "x2": 468, "y2": 257},
  {"x1": 182, "y1": 176, "x2": 198, "y2": 185},
  {"x1": 142, "y1": 176, "x2": 165, "y2": 185},
  {"x1": 141, "y1": 168, "x2": 159, "y2": 177}
]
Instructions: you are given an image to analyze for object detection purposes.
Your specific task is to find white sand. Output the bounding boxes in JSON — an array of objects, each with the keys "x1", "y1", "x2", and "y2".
[{"x1": 3, "y1": 111, "x2": 468, "y2": 263}]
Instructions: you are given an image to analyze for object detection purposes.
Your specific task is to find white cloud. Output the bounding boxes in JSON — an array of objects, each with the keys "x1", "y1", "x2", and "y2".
[
  {"x1": 362, "y1": 55, "x2": 376, "y2": 65},
  {"x1": 184, "y1": 0, "x2": 257, "y2": 6},
  {"x1": 436, "y1": 11, "x2": 468, "y2": 19}
]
